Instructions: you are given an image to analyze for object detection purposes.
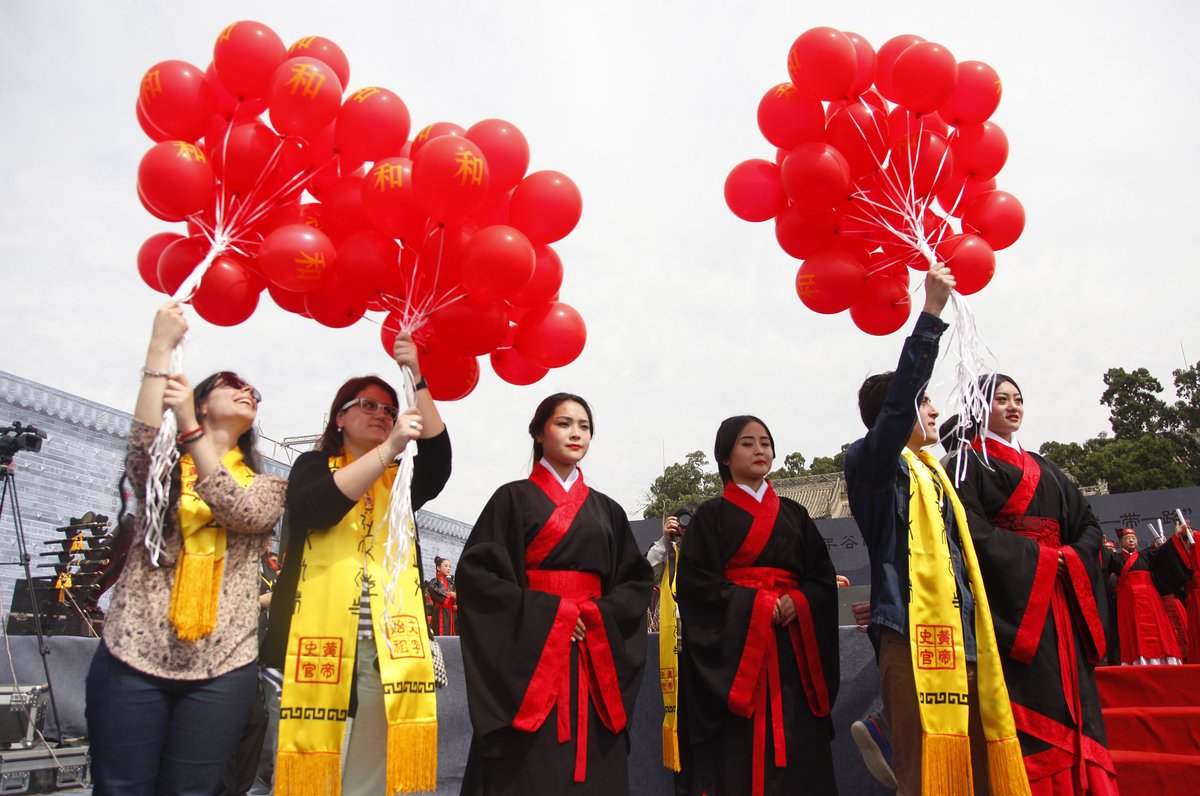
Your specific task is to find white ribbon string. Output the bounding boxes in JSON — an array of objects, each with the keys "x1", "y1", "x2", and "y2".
[
  {"x1": 378, "y1": 365, "x2": 419, "y2": 653},
  {"x1": 142, "y1": 340, "x2": 185, "y2": 567}
]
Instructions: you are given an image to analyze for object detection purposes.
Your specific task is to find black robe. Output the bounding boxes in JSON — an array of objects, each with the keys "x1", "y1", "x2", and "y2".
[
  {"x1": 457, "y1": 477, "x2": 652, "y2": 796},
  {"x1": 950, "y1": 440, "x2": 1114, "y2": 785},
  {"x1": 676, "y1": 488, "x2": 840, "y2": 796}
]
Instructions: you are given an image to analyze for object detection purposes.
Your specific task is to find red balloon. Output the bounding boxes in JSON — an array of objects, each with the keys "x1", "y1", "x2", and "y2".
[
  {"x1": 937, "y1": 234, "x2": 996, "y2": 295},
  {"x1": 157, "y1": 235, "x2": 212, "y2": 295},
  {"x1": 415, "y1": 222, "x2": 476, "y2": 297},
  {"x1": 259, "y1": 224, "x2": 335, "y2": 291},
  {"x1": 724, "y1": 160, "x2": 787, "y2": 222},
  {"x1": 337, "y1": 230, "x2": 399, "y2": 299},
  {"x1": 362, "y1": 157, "x2": 425, "y2": 241},
  {"x1": 781, "y1": 143, "x2": 851, "y2": 209},
  {"x1": 890, "y1": 43, "x2": 958, "y2": 114},
  {"x1": 850, "y1": 275, "x2": 912, "y2": 335},
  {"x1": 287, "y1": 36, "x2": 350, "y2": 88},
  {"x1": 866, "y1": 250, "x2": 912, "y2": 288},
  {"x1": 756, "y1": 83, "x2": 825, "y2": 150},
  {"x1": 935, "y1": 175, "x2": 995, "y2": 218},
  {"x1": 412, "y1": 135, "x2": 490, "y2": 222},
  {"x1": 514, "y1": 301, "x2": 587, "y2": 368},
  {"x1": 421, "y1": 342, "x2": 480, "y2": 401},
  {"x1": 211, "y1": 121, "x2": 281, "y2": 197},
  {"x1": 304, "y1": 276, "x2": 366, "y2": 328},
  {"x1": 844, "y1": 32, "x2": 877, "y2": 96},
  {"x1": 205, "y1": 63, "x2": 269, "y2": 121},
  {"x1": 138, "y1": 60, "x2": 215, "y2": 142},
  {"x1": 136, "y1": 100, "x2": 173, "y2": 142},
  {"x1": 336, "y1": 87, "x2": 411, "y2": 161},
  {"x1": 212, "y1": 20, "x2": 286, "y2": 100},
  {"x1": 410, "y1": 122, "x2": 466, "y2": 160},
  {"x1": 191, "y1": 255, "x2": 261, "y2": 326},
  {"x1": 461, "y1": 225, "x2": 536, "y2": 301},
  {"x1": 267, "y1": 281, "x2": 309, "y2": 315},
  {"x1": 950, "y1": 121, "x2": 1008, "y2": 181},
  {"x1": 508, "y1": 171, "x2": 583, "y2": 245},
  {"x1": 138, "y1": 141, "x2": 214, "y2": 221},
  {"x1": 490, "y1": 347, "x2": 548, "y2": 386},
  {"x1": 473, "y1": 186, "x2": 512, "y2": 227},
  {"x1": 509, "y1": 245, "x2": 564, "y2": 308},
  {"x1": 961, "y1": 190, "x2": 1025, "y2": 250},
  {"x1": 431, "y1": 299, "x2": 509, "y2": 356},
  {"x1": 939, "y1": 61, "x2": 1002, "y2": 127},
  {"x1": 825, "y1": 101, "x2": 890, "y2": 178},
  {"x1": 874, "y1": 34, "x2": 926, "y2": 103},
  {"x1": 886, "y1": 130, "x2": 954, "y2": 198},
  {"x1": 795, "y1": 250, "x2": 866, "y2": 314},
  {"x1": 319, "y1": 175, "x2": 372, "y2": 241},
  {"x1": 267, "y1": 57, "x2": 344, "y2": 137},
  {"x1": 256, "y1": 201, "x2": 323, "y2": 236},
  {"x1": 466, "y1": 119, "x2": 530, "y2": 193},
  {"x1": 307, "y1": 157, "x2": 365, "y2": 201},
  {"x1": 885, "y1": 107, "x2": 949, "y2": 147},
  {"x1": 137, "y1": 232, "x2": 184, "y2": 293},
  {"x1": 786, "y1": 27, "x2": 858, "y2": 100},
  {"x1": 775, "y1": 205, "x2": 837, "y2": 259},
  {"x1": 379, "y1": 311, "x2": 405, "y2": 355}
]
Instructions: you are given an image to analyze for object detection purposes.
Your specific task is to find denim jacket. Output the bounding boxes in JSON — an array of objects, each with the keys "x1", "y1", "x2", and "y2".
[{"x1": 844, "y1": 312, "x2": 976, "y2": 659}]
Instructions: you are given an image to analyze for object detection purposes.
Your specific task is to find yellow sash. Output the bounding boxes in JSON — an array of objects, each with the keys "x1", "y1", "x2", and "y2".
[
  {"x1": 904, "y1": 449, "x2": 1029, "y2": 796},
  {"x1": 276, "y1": 452, "x2": 437, "y2": 796},
  {"x1": 168, "y1": 449, "x2": 254, "y2": 640},
  {"x1": 659, "y1": 542, "x2": 681, "y2": 771}
]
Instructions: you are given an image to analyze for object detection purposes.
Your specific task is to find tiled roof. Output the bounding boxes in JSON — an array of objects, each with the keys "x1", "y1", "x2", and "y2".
[{"x1": 0, "y1": 370, "x2": 131, "y2": 437}]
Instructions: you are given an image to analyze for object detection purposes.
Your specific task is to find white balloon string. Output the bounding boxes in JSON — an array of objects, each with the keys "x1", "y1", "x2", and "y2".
[
  {"x1": 942, "y1": 293, "x2": 997, "y2": 485},
  {"x1": 142, "y1": 339, "x2": 185, "y2": 567},
  {"x1": 378, "y1": 365, "x2": 419, "y2": 654}
]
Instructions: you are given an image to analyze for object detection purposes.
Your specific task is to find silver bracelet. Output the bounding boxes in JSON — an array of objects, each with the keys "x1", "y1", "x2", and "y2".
[{"x1": 141, "y1": 367, "x2": 169, "y2": 378}]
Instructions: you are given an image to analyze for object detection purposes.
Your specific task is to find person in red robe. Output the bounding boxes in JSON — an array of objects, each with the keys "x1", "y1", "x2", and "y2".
[
  {"x1": 1112, "y1": 527, "x2": 1191, "y2": 665},
  {"x1": 457, "y1": 393, "x2": 652, "y2": 795},
  {"x1": 948, "y1": 374, "x2": 1118, "y2": 795},
  {"x1": 676, "y1": 415, "x2": 839, "y2": 796},
  {"x1": 426, "y1": 556, "x2": 458, "y2": 635}
]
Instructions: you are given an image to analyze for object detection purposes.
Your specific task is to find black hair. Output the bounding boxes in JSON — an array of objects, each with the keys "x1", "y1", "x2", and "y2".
[
  {"x1": 528, "y1": 393, "x2": 593, "y2": 463},
  {"x1": 713, "y1": 415, "x2": 775, "y2": 484},
  {"x1": 316, "y1": 376, "x2": 399, "y2": 456},
  {"x1": 980, "y1": 373, "x2": 1021, "y2": 403},
  {"x1": 858, "y1": 371, "x2": 895, "y2": 428},
  {"x1": 194, "y1": 372, "x2": 262, "y2": 473}
]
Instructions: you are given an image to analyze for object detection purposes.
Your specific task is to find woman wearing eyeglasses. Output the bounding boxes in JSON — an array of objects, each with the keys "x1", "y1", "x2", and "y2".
[
  {"x1": 262, "y1": 332, "x2": 451, "y2": 796},
  {"x1": 86, "y1": 301, "x2": 287, "y2": 795}
]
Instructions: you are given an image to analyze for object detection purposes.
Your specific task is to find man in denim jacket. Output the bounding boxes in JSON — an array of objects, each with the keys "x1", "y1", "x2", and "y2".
[{"x1": 844, "y1": 264, "x2": 991, "y2": 796}]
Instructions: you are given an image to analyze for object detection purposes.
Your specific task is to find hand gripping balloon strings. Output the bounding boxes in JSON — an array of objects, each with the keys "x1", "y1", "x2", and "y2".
[
  {"x1": 377, "y1": 363, "x2": 420, "y2": 655},
  {"x1": 142, "y1": 338, "x2": 186, "y2": 567}
]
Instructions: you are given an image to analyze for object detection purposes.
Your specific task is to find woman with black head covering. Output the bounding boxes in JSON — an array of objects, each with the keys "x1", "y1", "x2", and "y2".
[{"x1": 677, "y1": 415, "x2": 840, "y2": 796}]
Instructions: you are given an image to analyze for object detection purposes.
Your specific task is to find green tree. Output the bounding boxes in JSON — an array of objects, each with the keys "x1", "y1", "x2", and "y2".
[
  {"x1": 1100, "y1": 367, "x2": 1173, "y2": 439},
  {"x1": 769, "y1": 451, "x2": 808, "y2": 480},
  {"x1": 642, "y1": 451, "x2": 722, "y2": 519},
  {"x1": 807, "y1": 444, "x2": 850, "y2": 475}
]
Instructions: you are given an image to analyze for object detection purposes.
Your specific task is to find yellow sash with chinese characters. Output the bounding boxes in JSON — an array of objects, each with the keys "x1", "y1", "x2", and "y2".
[
  {"x1": 276, "y1": 452, "x2": 437, "y2": 796},
  {"x1": 903, "y1": 449, "x2": 1029, "y2": 796},
  {"x1": 168, "y1": 449, "x2": 254, "y2": 640},
  {"x1": 659, "y1": 542, "x2": 682, "y2": 771}
]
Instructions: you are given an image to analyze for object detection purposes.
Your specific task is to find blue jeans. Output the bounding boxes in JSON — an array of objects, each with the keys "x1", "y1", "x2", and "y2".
[{"x1": 85, "y1": 642, "x2": 258, "y2": 796}]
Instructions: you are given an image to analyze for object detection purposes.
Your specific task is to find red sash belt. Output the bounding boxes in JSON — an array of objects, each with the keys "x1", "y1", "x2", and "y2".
[
  {"x1": 724, "y1": 566, "x2": 829, "y2": 796},
  {"x1": 513, "y1": 569, "x2": 625, "y2": 783}
]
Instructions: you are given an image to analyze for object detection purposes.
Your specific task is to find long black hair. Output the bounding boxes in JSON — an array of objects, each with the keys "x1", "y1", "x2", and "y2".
[
  {"x1": 528, "y1": 393, "x2": 593, "y2": 463},
  {"x1": 713, "y1": 415, "x2": 775, "y2": 484},
  {"x1": 315, "y1": 375, "x2": 399, "y2": 456}
]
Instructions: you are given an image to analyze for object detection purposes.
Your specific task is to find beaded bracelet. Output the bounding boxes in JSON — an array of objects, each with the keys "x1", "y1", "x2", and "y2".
[{"x1": 142, "y1": 367, "x2": 170, "y2": 379}]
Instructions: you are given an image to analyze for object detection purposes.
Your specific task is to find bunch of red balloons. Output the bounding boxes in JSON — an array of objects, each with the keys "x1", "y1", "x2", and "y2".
[
  {"x1": 135, "y1": 20, "x2": 587, "y2": 399},
  {"x1": 725, "y1": 27, "x2": 1024, "y2": 335}
]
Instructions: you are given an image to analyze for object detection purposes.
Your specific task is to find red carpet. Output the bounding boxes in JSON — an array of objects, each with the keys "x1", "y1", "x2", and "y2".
[{"x1": 1095, "y1": 664, "x2": 1200, "y2": 792}]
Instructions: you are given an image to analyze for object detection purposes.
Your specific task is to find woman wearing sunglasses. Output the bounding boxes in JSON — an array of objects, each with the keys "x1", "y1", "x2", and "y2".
[
  {"x1": 86, "y1": 301, "x2": 287, "y2": 795},
  {"x1": 262, "y1": 332, "x2": 451, "y2": 796}
]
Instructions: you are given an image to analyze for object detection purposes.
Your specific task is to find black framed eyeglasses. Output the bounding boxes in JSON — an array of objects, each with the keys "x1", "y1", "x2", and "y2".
[
  {"x1": 211, "y1": 372, "x2": 263, "y2": 404},
  {"x1": 340, "y1": 397, "x2": 399, "y2": 420}
]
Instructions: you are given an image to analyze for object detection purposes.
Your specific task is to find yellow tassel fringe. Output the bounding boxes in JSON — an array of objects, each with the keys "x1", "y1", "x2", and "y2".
[
  {"x1": 168, "y1": 551, "x2": 221, "y2": 641},
  {"x1": 921, "y1": 733, "x2": 973, "y2": 796},
  {"x1": 662, "y1": 724, "x2": 681, "y2": 772},
  {"x1": 987, "y1": 736, "x2": 1032, "y2": 796},
  {"x1": 274, "y1": 750, "x2": 341, "y2": 796},
  {"x1": 387, "y1": 718, "x2": 438, "y2": 794}
]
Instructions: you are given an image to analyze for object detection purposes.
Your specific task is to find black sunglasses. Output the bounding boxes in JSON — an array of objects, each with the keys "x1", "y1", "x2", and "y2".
[{"x1": 209, "y1": 372, "x2": 263, "y2": 404}]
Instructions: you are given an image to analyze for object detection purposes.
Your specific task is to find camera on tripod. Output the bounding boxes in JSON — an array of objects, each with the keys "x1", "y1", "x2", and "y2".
[{"x1": 0, "y1": 422, "x2": 48, "y2": 462}]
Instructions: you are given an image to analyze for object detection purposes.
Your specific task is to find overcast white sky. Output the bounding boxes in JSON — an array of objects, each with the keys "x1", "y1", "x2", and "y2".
[{"x1": 2, "y1": 1, "x2": 1198, "y2": 525}]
